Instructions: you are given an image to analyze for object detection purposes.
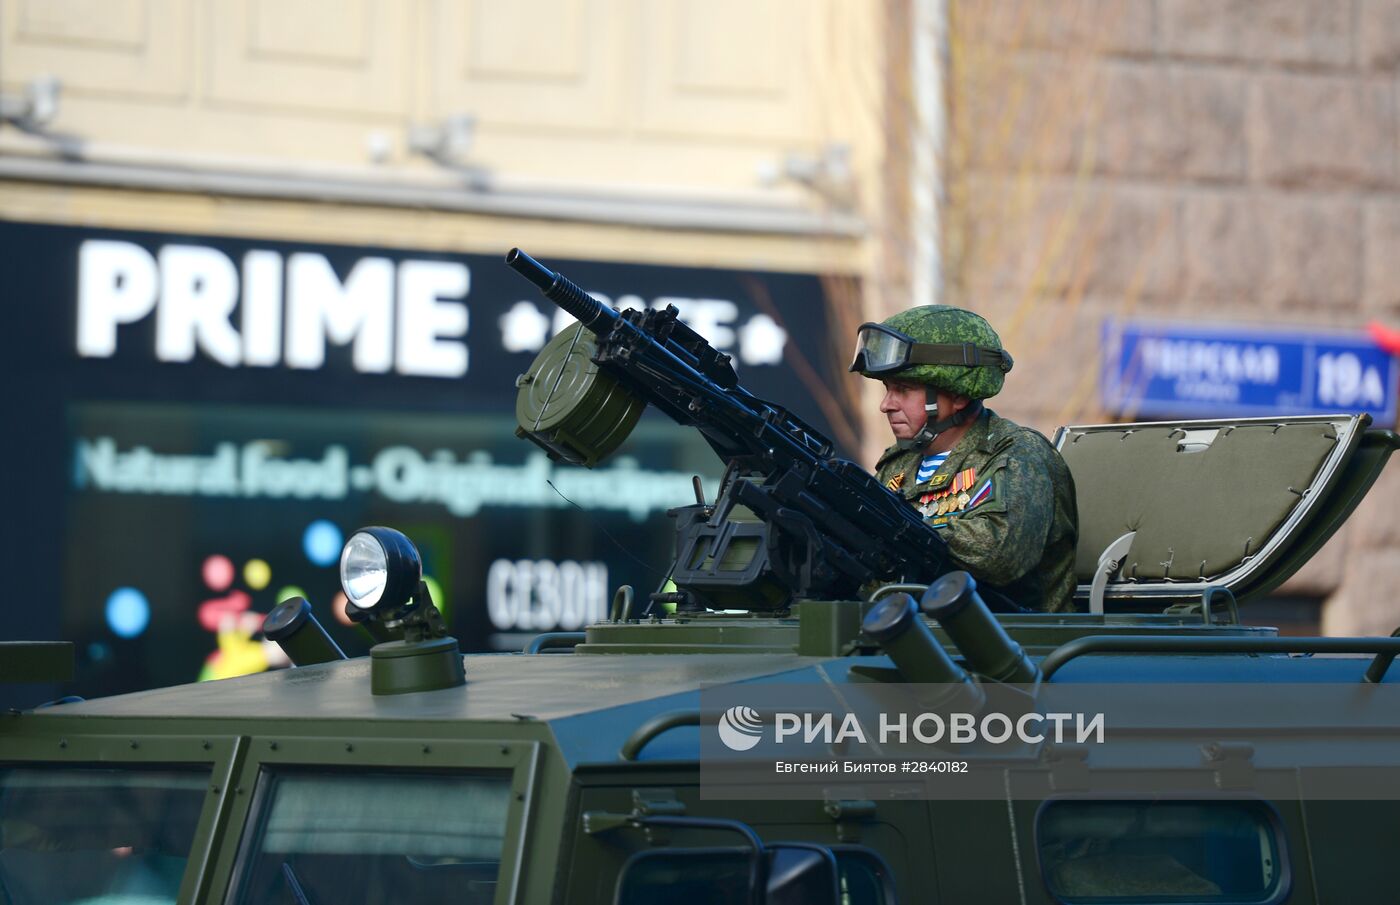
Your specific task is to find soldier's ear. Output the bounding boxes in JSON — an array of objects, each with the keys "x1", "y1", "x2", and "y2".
[{"x1": 949, "y1": 393, "x2": 972, "y2": 413}]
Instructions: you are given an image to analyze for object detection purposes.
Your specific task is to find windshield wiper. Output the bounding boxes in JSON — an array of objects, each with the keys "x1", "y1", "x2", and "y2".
[{"x1": 281, "y1": 861, "x2": 312, "y2": 905}]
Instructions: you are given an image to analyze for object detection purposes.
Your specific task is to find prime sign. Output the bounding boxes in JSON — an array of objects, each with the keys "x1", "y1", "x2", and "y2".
[{"x1": 78, "y1": 241, "x2": 471, "y2": 378}]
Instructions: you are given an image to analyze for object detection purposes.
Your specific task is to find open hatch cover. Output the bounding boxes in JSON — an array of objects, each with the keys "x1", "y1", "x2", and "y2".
[{"x1": 1055, "y1": 414, "x2": 1398, "y2": 610}]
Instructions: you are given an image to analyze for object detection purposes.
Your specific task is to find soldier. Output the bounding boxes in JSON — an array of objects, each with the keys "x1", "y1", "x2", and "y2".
[{"x1": 850, "y1": 306, "x2": 1079, "y2": 611}]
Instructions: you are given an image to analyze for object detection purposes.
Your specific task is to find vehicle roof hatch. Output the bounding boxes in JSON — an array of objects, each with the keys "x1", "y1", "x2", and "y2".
[{"x1": 1055, "y1": 414, "x2": 1398, "y2": 609}]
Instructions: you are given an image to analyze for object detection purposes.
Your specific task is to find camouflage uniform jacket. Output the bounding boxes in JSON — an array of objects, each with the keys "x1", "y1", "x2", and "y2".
[{"x1": 875, "y1": 409, "x2": 1079, "y2": 612}]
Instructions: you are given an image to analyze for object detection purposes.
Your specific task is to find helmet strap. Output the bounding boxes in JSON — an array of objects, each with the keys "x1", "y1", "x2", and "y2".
[{"x1": 896, "y1": 399, "x2": 983, "y2": 453}]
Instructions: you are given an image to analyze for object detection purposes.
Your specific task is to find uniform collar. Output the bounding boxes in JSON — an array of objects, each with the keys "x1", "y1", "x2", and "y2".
[
  {"x1": 879, "y1": 409, "x2": 998, "y2": 497},
  {"x1": 875, "y1": 408, "x2": 997, "y2": 467},
  {"x1": 935, "y1": 408, "x2": 995, "y2": 478}
]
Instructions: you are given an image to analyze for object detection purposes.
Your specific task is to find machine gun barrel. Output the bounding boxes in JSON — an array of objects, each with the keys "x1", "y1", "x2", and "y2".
[{"x1": 506, "y1": 248, "x2": 612, "y2": 329}]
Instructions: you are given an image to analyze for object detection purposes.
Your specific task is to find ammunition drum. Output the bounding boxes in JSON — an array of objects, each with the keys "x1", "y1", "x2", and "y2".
[{"x1": 515, "y1": 322, "x2": 646, "y2": 467}]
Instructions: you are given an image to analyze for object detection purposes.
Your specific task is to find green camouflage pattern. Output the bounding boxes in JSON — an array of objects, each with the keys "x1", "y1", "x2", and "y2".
[
  {"x1": 876, "y1": 409, "x2": 1079, "y2": 611},
  {"x1": 866, "y1": 305, "x2": 1009, "y2": 400}
]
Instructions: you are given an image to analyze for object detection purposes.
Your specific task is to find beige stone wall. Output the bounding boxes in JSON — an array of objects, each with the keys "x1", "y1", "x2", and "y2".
[
  {"x1": 944, "y1": 0, "x2": 1400, "y2": 630},
  {"x1": 0, "y1": 0, "x2": 885, "y2": 267}
]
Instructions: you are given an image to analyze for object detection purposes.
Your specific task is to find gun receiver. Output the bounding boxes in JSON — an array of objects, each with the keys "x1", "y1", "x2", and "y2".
[{"x1": 506, "y1": 247, "x2": 950, "y2": 603}]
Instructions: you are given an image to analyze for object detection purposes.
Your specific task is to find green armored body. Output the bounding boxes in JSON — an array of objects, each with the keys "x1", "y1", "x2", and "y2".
[{"x1": 3, "y1": 251, "x2": 1400, "y2": 905}]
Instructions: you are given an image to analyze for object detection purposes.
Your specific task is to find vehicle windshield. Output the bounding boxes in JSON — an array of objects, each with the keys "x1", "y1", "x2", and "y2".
[
  {"x1": 1038, "y1": 799, "x2": 1285, "y2": 903},
  {"x1": 233, "y1": 770, "x2": 512, "y2": 904},
  {"x1": 0, "y1": 765, "x2": 210, "y2": 905}
]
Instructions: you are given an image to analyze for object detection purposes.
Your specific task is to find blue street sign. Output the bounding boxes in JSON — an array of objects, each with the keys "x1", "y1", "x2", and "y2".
[{"x1": 1101, "y1": 320, "x2": 1398, "y2": 424}]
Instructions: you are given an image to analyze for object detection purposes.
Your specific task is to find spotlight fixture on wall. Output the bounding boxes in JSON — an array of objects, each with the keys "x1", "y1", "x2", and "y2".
[
  {"x1": 406, "y1": 114, "x2": 476, "y2": 167},
  {"x1": 757, "y1": 142, "x2": 855, "y2": 208},
  {"x1": 0, "y1": 74, "x2": 61, "y2": 130}
]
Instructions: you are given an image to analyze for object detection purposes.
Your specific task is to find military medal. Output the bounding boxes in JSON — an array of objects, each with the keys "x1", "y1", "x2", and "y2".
[{"x1": 958, "y1": 492, "x2": 971, "y2": 510}]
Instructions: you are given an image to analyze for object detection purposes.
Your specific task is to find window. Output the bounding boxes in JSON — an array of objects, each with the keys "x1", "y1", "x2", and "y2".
[
  {"x1": 1037, "y1": 800, "x2": 1287, "y2": 903},
  {"x1": 0, "y1": 765, "x2": 210, "y2": 905},
  {"x1": 617, "y1": 848, "x2": 753, "y2": 905},
  {"x1": 232, "y1": 770, "x2": 512, "y2": 904},
  {"x1": 616, "y1": 845, "x2": 895, "y2": 905}
]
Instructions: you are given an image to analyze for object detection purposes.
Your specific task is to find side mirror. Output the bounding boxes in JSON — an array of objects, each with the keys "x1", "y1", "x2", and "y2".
[{"x1": 765, "y1": 844, "x2": 839, "y2": 905}]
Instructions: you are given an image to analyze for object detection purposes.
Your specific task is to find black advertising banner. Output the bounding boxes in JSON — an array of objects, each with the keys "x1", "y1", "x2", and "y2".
[
  {"x1": 8, "y1": 221, "x2": 844, "y2": 418},
  {"x1": 0, "y1": 221, "x2": 852, "y2": 699}
]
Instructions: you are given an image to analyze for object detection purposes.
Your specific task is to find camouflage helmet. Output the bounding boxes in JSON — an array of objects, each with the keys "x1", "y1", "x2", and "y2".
[{"x1": 850, "y1": 305, "x2": 1013, "y2": 400}]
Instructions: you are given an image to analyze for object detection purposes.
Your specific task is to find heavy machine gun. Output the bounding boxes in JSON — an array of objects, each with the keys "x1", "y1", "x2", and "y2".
[{"x1": 506, "y1": 247, "x2": 953, "y2": 610}]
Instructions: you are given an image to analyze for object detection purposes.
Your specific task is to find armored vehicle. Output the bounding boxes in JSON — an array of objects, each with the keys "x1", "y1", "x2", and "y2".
[{"x1": 2, "y1": 251, "x2": 1398, "y2": 904}]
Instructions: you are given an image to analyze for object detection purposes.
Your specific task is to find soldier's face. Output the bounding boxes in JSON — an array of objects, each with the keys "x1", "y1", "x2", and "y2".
[{"x1": 880, "y1": 380, "x2": 928, "y2": 440}]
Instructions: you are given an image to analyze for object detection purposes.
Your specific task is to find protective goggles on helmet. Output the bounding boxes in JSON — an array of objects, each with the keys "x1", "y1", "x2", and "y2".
[{"x1": 849, "y1": 323, "x2": 1014, "y2": 375}]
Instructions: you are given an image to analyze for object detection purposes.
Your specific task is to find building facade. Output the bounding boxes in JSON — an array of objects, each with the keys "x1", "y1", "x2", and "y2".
[{"x1": 941, "y1": 0, "x2": 1400, "y2": 635}]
